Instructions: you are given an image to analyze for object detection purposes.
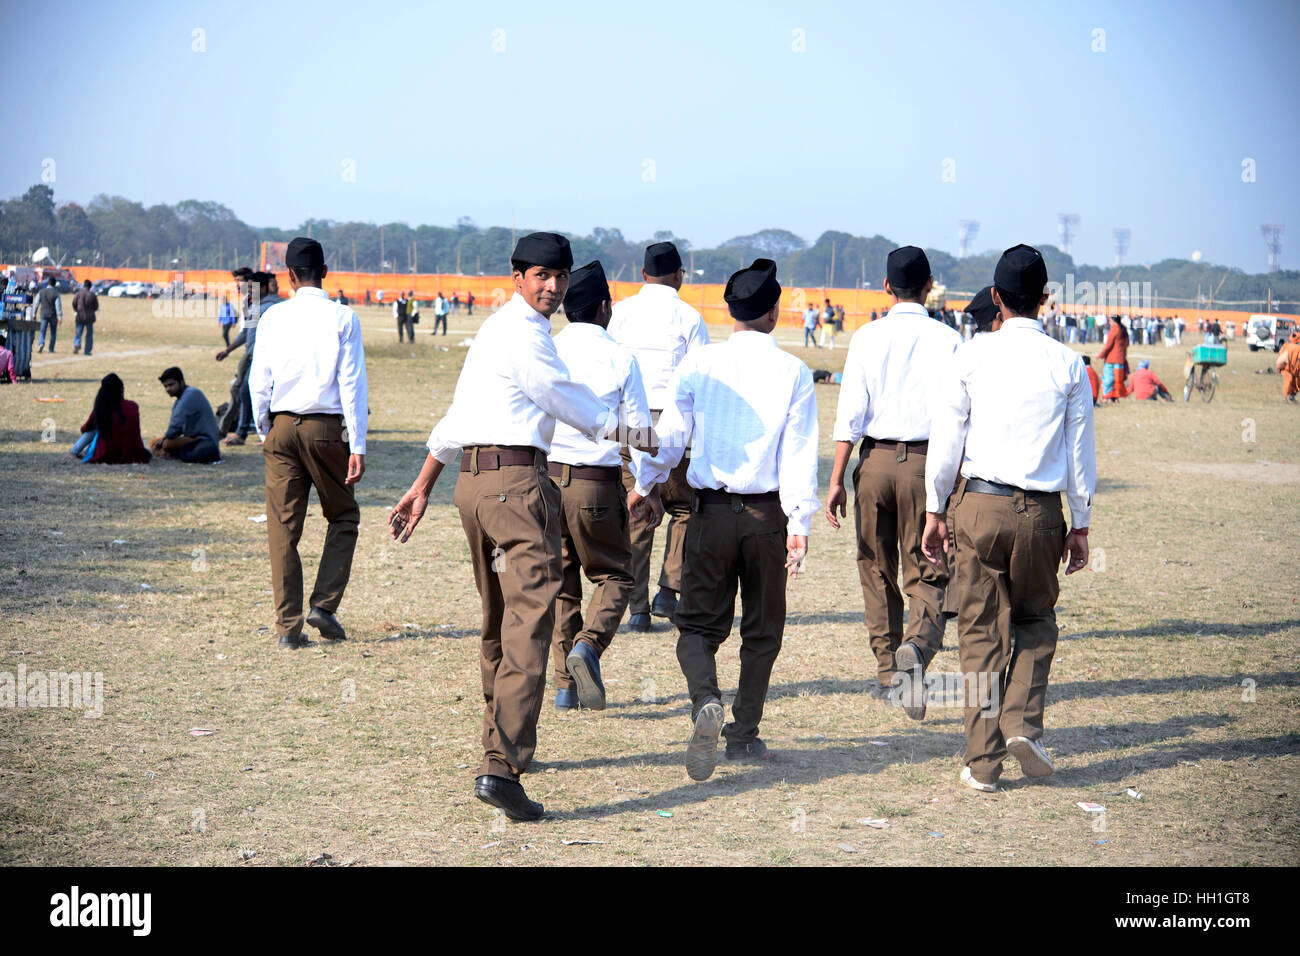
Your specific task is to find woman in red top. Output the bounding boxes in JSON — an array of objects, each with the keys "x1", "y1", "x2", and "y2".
[
  {"x1": 71, "y1": 373, "x2": 152, "y2": 464},
  {"x1": 1097, "y1": 317, "x2": 1130, "y2": 401}
]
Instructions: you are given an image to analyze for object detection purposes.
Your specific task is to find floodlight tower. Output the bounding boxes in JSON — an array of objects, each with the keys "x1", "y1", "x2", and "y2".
[
  {"x1": 1058, "y1": 214, "x2": 1080, "y2": 257},
  {"x1": 958, "y1": 220, "x2": 980, "y2": 258},
  {"x1": 1113, "y1": 228, "x2": 1131, "y2": 267},
  {"x1": 1261, "y1": 224, "x2": 1283, "y2": 273}
]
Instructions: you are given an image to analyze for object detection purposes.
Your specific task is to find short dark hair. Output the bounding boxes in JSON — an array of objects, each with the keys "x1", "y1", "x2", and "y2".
[
  {"x1": 289, "y1": 265, "x2": 324, "y2": 284},
  {"x1": 158, "y1": 366, "x2": 184, "y2": 385},
  {"x1": 890, "y1": 285, "x2": 925, "y2": 303},
  {"x1": 566, "y1": 299, "x2": 609, "y2": 324},
  {"x1": 83, "y1": 279, "x2": 91, "y2": 288},
  {"x1": 994, "y1": 285, "x2": 1043, "y2": 317},
  {"x1": 510, "y1": 259, "x2": 534, "y2": 275}
]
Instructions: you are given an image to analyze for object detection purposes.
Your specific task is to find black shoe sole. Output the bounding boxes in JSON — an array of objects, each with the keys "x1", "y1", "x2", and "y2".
[
  {"x1": 566, "y1": 649, "x2": 606, "y2": 710},
  {"x1": 306, "y1": 612, "x2": 346, "y2": 640},
  {"x1": 278, "y1": 636, "x2": 310, "y2": 649},
  {"x1": 686, "y1": 701, "x2": 723, "y2": 781},
  {"x1": 474, "y1": 785, "x2": 543, "y2": 822}
]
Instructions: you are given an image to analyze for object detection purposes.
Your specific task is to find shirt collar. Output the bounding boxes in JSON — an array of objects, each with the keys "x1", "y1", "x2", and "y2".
[
  {"x1": 728, "y1": 329, "x2": 778, "y2": 347},
  {"x1": 638, "y1": 284, "x2": 680, "y2": 300},
  {"x1": 293, "y1": 287, "x2": 328, "y2": 300},
  {"x1": 885, "y1": 302, "x2": 930, "y2": 319},
  {"x1": 508, "y1": 291, "x2": 550, "y2": 326},
  {"x1": 1001, "y1": 316, "x2": 1045, "y2": 334}
]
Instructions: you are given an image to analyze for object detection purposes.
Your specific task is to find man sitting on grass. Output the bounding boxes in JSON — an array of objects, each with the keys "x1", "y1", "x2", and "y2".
[
  {"x1": 1129, "y1": 359, "x2": 1173, "y2": 402},
  {"x1": 150, "y1": 366, "x2": 221, "y2": 463}
]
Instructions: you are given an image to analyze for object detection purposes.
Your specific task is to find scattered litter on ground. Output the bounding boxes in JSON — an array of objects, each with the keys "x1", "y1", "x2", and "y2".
[
  {"x1": 1125, "y1": 788, "x2": 1142, "y2": 799},
  {"x1": 1077, "y1": 802, "x2": 1106, "y2": 813},
  {"x1": 248, "y1": 514, "x2": 267, "y2": 523},
  {"x1": 189, "y1": 728, "x2": 215, "y2": 737},
  {"x1": 868, "y1": 740, "x2": 889, "y2": 746},
  {"x1": 480, "y1": 841, "x2": 501, "y2": 849},
  {"x1": 561, "y1": 839, "x2": 606, "y2": 846},
  {"x1": 656, "y1": 810, "x2": 673, "y2": 818},
  {"x1": 857, "y1": 818, "x2": 889, "y2": 829},
  {"x1": 239, "y1": 850, "x2": 258, "y2": 861},
  {"x1": 929, "y1": 831, "x2": 945, "y2": 838},
  {"x1": 838, "y1": 843, "x2": 858, "y2": 853}
]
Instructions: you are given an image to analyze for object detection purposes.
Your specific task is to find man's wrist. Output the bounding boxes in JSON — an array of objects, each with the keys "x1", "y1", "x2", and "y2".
[{"x1": 1071, "y1": 527, "x2": 1089, "y2": 536}]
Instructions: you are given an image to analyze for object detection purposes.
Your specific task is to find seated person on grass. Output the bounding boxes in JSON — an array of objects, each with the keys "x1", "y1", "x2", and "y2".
[
  {"x1": 1129, "y1": 359, "x2": 1173, "y2": 402},
  {"x1": 70, "y1": 373, "x2": 152, "y2": 464},
  {"x1": 150, "y1": 366, "x2": 221, "y2": 462}
]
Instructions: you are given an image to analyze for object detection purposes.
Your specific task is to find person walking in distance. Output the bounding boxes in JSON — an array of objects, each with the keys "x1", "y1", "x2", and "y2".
[
  {"x1": 631, "y1": 258, "x2": 819, "y2": 780},
  {"x1": 607, "y1": 241, "x2": 710, "y2": 630},
  {"x1": 34, "y1": 274, "x2": 62, "y2": 354},
  {"x1": 72, "y1": 279, "x2": 98, "y2": 356},
  {"x1": 824, "y1": 246, "x2": 962, "y2": 718},
  {"x1": 921, "y1": 243, "x2": 1096, "y2": 793},
  {"x1": 387, "y1": 233, "x2": 620, "y2": 822},
  {"x1": 249, "y1": 238, "x2": 369, "y2": 649}
]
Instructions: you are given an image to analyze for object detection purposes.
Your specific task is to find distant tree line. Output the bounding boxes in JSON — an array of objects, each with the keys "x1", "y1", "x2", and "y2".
[{"x1": 1, "y1": 183, "x2": 1296, "y2": 306}]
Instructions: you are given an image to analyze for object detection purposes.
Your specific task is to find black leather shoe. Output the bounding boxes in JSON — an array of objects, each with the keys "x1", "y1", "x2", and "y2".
[
  {"x1": 892, "y1": 642, "x2": 927, "y2": 720},
  {"x1": 278, "y1": 633, "x2": 310, "y2": 649},
  {"x1": 650, "y1": 588, "x2": 678, "y2": 620},
  {"x1": 626, "y1": 612, "x2": 652, "y2": 632},
  {"x1": 306, "y1": 606, "x2": 346, "y2": 640},
  {"x1": 474, "y1": 774, "x2": 544, "y2": 821},
  {"x1": 725, "y1": 737, "x2": 772, "y2": 763}
]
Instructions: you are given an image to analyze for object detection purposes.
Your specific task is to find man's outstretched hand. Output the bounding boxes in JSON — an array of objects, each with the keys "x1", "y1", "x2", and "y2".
[
  {"x1": 921, "y1": 512, "x2": 949, "y2": 569},
  {"x1": 388, "y1": 487, "x2": 429, "y2": 543}
]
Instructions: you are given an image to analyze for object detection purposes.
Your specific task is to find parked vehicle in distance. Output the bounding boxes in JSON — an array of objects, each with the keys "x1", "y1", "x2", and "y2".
[{"x1": 1246, "y1": 315, "x2": 1297, "y2": 352}]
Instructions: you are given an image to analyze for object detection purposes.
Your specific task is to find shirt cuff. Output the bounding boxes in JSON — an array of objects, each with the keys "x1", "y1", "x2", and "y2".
[{"x1": 787, "y1": 509, "x2": 812, "y2": 537}]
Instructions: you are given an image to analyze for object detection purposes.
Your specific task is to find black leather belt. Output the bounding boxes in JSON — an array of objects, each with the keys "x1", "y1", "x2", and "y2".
[
  {"x1": 548, "y1": 462, "x2": 620, "y2": 483},
  {"x1": 460, "y1": 445, "x2": 542, "y2": 472},
  {"x1": 965, "y1": 478, "x2": 1057, "y2": 499},
  {"x1": 271, "y1": 411, "x2": 343, "y2": 424},
  {"x1": 694, "y1": 488, "x2": 780, "y2": 513},
  {"x1": 862, "y1": 437, "x2": 928, "y2": 462}
]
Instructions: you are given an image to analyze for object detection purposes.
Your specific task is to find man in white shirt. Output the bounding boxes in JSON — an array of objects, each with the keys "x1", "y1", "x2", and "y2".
[
  {"x1": 608, "y1": 241, "x2": 710, "y2": 629},
  {"x1": 825, "y1": 246, "x2": 962, "y2": 719},
  {"x1": 549, "y1": 261, "x2": 656, "y2": 711},
  {"x1": 249, "y1": 238, "x2": 369, "y2": 649},
  {"x1": 387, "y1": 233, "x2": 618, "y2": 822},
  {"x1": 633, "y1": 259, "x2": 819, "y2": 781},
  {"x1": 921, "y1": 244, "x2": 1096, "y2": 793}
]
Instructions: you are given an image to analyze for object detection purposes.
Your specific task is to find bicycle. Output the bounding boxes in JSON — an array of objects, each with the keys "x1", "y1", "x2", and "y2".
[{"x1": 1183, "y1": 342, "x2": 1226, "y2": 403}]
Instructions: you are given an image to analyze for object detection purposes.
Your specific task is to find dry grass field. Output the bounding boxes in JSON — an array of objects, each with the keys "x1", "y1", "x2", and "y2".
[{"x1": 1, "y1": 295, "x2": 1297, "y2": 866}]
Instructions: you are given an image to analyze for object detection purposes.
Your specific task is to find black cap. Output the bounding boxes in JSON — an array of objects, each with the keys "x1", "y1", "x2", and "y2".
[
  {"x1": 886, "y1": 246, "x2": 930, "y2": 290},
  {"x1": 965, "y1": 286, "x2": 999, "y2": 331},
  {"x1": 511, "y1": 232, "x2": 573, "y2": 271},
  {"x1": 724, "y1": 259, "x2": 781, "y2": 321},
  {"x1": 563, "y1": 260, "x2": 611, "y2": 316},
  {"x1": 994, "y1": 243, "x2": 1049, "y2": 295},
  {"x1": 286, "y1": 237, "x2": 325, "y2": 271},
  {"x1": 158, "y1": 366, "x2": 183, "y2": 383},
  {"x1": 643, "y1": 241, "x2": 682, "y2": 276}
]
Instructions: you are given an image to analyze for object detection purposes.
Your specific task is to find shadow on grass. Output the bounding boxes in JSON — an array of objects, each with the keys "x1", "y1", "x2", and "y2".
[
  {"x1": 1061, "y1": 619, "x2": 1300, "y2": 642},
  {"x1": 1048, "y1": 670, "x2": 1300, "y2": 703}
]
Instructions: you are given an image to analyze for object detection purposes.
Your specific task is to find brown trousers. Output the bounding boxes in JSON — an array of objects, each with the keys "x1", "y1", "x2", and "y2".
[
  {"x1": 951, "y1": 481, "x2": 1065, "y2": 784},
  {"x1": 551, "y1": 473, "x2": 634, "y2": 690},
  {"x1": 675, "y1": 493, "x2": 787, "y2": 745},
  {"x1": 453, "y1": 452, "x2": 562, "y2": 781},
  {"x1": 263, "y1": 413, "x2": 359, "y2": 638},
  {"x1": 853, "y1": 440, "x2": 948, "y2": 680},
  {"x1": 620, "y1": 440, "x2": 692, "y2": 614}
]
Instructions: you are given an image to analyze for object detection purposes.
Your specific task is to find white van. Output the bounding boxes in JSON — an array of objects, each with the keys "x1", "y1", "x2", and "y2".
[{"x1": 1246, "y1": 315, "x2": 1296, "y2": 352}]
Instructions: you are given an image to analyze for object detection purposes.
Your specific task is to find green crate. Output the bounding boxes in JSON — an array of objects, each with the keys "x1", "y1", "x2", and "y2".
[{"x1": 1192, "y1": 344, "x2": 1227, "y2": 366}]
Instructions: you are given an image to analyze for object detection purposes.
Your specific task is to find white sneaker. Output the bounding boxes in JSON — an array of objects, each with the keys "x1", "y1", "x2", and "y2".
[
  {"x1": 1007, "y1": 736, "x2": 1055, "y2": 778},
  {"x1": 960, "y1": 766, "x2": 998, "y2": 793}
]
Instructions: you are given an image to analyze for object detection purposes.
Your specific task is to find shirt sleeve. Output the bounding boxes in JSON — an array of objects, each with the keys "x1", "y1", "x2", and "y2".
[
  {"x1": 163, "y1": 393, "x2": 186, "y2": 439},
  {"x1": 337, "y1": 312, "x2": 369, "y2": 455},
  {"x1": 621, "y1": 355, "x2": 657, "y2": 494},
  {"x1": 1064, "y1": 357, "x2": 1097, "y2": 529},
  {"x1": 638, "y1": 361, "x2": 694, "y2": 491},
  {"x1": 249, "y1": 330, "x2": 274, "y2": 438},
  {"x1": 512, "y1": 326, "x2": 615, "y2": 441},
  {"x1": 686, "y1": 312, "x2": 710, "y2": 350},
  {"x1": 778, "y1": 365, "x2": 821, "y2": 536},
  {"x1": 924, "y1": 348, "x2": 972, "y2": 513},
  {"x1": 832, "y1": 335, "x2": 869, "y2": 443},
  {"x1": 55, "y1": 294, "x2": 62, "y2": 319}
]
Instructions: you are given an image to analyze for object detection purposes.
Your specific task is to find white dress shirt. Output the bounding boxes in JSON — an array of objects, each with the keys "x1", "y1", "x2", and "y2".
[
  {"x1": 924, "y1": 317, "x2": 1097, "y2": 529},
  {"x1": 426, "y1": 293, "x2": 617, "y2": 465},
  {"x1": 608, "y1": 284, "x2": 710, "y2": 409},
  {"x1": 550, "y1": 321, "x2": 656, "y2": 488},
  {"x1": 833, "y1": 301, "x2": 963, "y2": 444},
  {"x1": 249, "y1": 286, "x2": 370, "y2": 454},
  {"x1": 642, "y1": 330, "x2": 820, "y2": 536}
]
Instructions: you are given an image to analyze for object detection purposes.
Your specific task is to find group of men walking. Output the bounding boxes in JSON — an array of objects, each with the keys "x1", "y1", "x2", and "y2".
[{"x1": 248, "y1": 230, "x2": 1096, "y2": 822}]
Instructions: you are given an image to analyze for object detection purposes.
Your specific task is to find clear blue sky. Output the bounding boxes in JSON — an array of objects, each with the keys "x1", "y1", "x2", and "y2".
[{"x1": 4, "y1": 0, "x2": 1297, "y2": 272}]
